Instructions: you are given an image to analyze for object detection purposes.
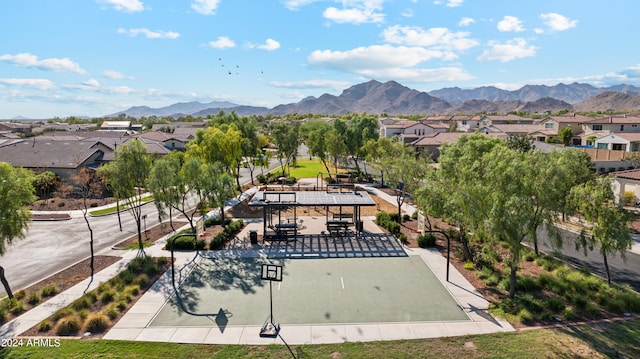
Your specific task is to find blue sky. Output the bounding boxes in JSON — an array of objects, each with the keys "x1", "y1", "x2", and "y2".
[{"x1": 1, "y1": 0, "x2": 639, "y2": 119}]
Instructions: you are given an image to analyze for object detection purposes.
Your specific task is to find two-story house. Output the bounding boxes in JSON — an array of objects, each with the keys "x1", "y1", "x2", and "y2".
[
  {"x1": 581, "y1": 115, "x2": 640, "y2": 146},
  {"x1": 528, "y1": 113, "x2": 589, "y2": 144}
]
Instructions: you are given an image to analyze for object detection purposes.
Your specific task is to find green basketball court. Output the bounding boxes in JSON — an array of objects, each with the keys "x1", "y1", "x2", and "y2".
[{"x1": 150, "y1": 255, "x2": 469, "y2": 328}]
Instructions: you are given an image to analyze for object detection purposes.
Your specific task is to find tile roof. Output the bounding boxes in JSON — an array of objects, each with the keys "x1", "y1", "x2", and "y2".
[{"x1": 614, "y1": 168, "x2": 640, "y2": 181}]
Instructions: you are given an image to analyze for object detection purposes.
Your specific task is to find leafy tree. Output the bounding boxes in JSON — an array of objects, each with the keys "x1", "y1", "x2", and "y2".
[
  {"x1": 148, "y1": 152, "x2": 185, "y2": 232},
  {"x1": 188, "y1": 126, "x2": 243, "y2": 188},
  {"x1": 416, "y1": 134, "x2": 504, "y2": 262},
  {"x1": 33, "y1": 171, "x2": 58, "y2": 200},
  {"x1": 270, "y1": 121, "x2": 300, "y2": 177},
  {"x1": 303, "y1": 120, "x2": 336, "y2": 181},
  {"x1": 558, "y1": 127, "x2": 573, "y2": 145},
  {"x1": 625, "y1": 152, "x2": 640, "y2": 169},
  {"x1": 0, "y1": 162, "x2": 36, "y2": 298},
  {"x1": 380, "y1": 140, "x2": 431, "y2": 222},
  {"x1": 97, "y1": 139, "x2": 152, "y2": 256},
  {"x1": 570, "y1": 176, "x2": 632, "y2": 285},
  {"x1": 506, "y1": 134, "x2": 533, "y2": 152}
]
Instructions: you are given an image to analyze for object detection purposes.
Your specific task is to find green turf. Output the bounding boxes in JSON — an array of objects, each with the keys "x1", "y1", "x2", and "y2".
[{"x1": 150, "y1": 256, "x2": 468, "y2": 327}]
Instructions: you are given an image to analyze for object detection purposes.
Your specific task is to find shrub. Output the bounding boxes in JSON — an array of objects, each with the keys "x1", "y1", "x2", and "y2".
[
  {"x1": 38, "y1": 320, "x2": 52, "y2": 332},
  {"x1": 463, "y1": 262, "x2": 474, "y2": 270},
  {"x1": 402, "y1": 214, "x2": 411, "y2": 222},
  {"x1": 375, "y1": 212, "x2": 391, "y2": 226},
  {"x1": 90, "y1": 202, "x2": 98, "y2": 208},
  {"x1": 55, "y1": 316, "x2": 81, "y2": 336},
  {"x1": 10, "y1": 302, "x2": 24, "y2": 316},
  {"x1": 389, "y1": 212, "x2": 400, "y2": 223},
  {"x1": 125, "y1": 285, "x2": 140, "y2": 296},
  {"x1": 117, "y1": 270, "x2": 135, "y2": 285},
  {"x1": 103, "y1": 305, "x2": 119, "y2": 320},
  {"x1": 156, "y1": 257, "x2": 168, "y2": 266},
  {"x1": 136, "y1": 274, "x2": 150, "y2": 288},
  {"x1": 41, "y1": 284, "x2": 59, "y2": 297},
  {"x1": 411, "y1": 211, "x2": 418, "y2": 220},
  {"x1": 144, "y1": 263, "x2": 158, "y2": 276},
  {"x1": 417, "y1": 233, "x2": 436, "y2": 248},
  {"x1": 27, "y1": 292, "x2": 41, "y2": 306},
  {"x1": 623, "y1": 191, "x2": 636, "y2": 206},
  {"x1": 167, "y1": 235, "x2": 205, "y2": 250},
  {"x1": 116, "y1": 301, "x2": 127, "y2": 312},
  {"x1": 100, "y1": 290, "x2": 116, "y2": 304},
  {"x1": 397, "y1": 233, "x2": 408, "y2": 244},
  {"x1": 0, "y1": 309, "x2": 6, "y2": 323},
  {"x1": 84, "y1": 314, "x2": 110, "y2": 333},
  {"x1": 71, "y1": 296, "x2": 93, "y2": 311},
  {"x1": 545, "y1": 297, "x2": 566, "y2": 313},
  {"x1": 52, "y1": 308, "x2": 74, "y2": 321},
  {"x1": 14, "y1": 290, "x2": 26, "y2": 300},
  {"x1": 387, "y1": 221, "x2": 400, "y2": 235}
]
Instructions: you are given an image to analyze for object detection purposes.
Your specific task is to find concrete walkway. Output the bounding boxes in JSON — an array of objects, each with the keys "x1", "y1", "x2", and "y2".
[{"x1": 3, "y1": 183, "x2": 514, "y2": 344}]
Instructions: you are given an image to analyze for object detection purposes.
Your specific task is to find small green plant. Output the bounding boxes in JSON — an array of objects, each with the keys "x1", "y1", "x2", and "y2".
[
  {"x1": 71, "y1": 296, "x2": 92, "y2": 311},
  {"x1": 397, "y1": 233, "x2": 408, "y2": 244},
  {"x1": 10, "y1": 302, "x2": 24, "y2": 316},
  {"x1": 402, "y1": 214, "x2": 411, "y2": 222},
  {"x1": 84, "y1": 314, "x2": 110, "y2": 333},
  {"x1": 38, "y1": 320, "x2": 52, "y2": 332},
  {"x1": 417, "y1": 233, "x2": 436, "y2": 248},
  {"x1": 125, "y1": 284, "x2": 140, "y2": 296},
  {"x1": 14, "y1": 290, "x2": 26, "y2": 300},
  {"x1": 103, "y1": 305, "x2": 119, "y2": 320},
  {"x1": 55, "y1": 316, "x2": 81, "y2": 336},
  {"x1": 27, "y1": 292, "x2": 41, "y2": 306},
  {"x1": 463, "y1": 262, "x2": 474, "y2": 270},
  {"x1": 136, "y1": 274, "x2": 150, "y2": 288},
  {"x1": 100, "y1": 290, "x2": 116, "y2": 304},
  {"x1": 52, "y1": 308, "x2": 74, "y2": 321},
  {"x1": 41, "y1": 284, "x2": 59, "y2": 297}
]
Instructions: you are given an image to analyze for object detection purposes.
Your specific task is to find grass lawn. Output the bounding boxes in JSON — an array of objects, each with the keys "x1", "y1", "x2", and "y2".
[
  {"x1": 272, "y1": 158, "x2": 343, "y2": 179},
  {"x1": 89, "y1": 196, "x2": 154, "y2": 216},
  {"x1": 5, "y1": 319, "x2": 639, "y2": 358}
]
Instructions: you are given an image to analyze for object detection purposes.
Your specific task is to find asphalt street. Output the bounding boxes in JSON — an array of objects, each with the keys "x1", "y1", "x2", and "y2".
[{"x1": 0, "y1": 158, "x2": 282, "y2": 297}]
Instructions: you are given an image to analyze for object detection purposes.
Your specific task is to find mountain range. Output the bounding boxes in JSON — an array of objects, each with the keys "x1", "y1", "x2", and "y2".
[{"x1": 109, "y1": 80, "x2": 640, "y2": 118}]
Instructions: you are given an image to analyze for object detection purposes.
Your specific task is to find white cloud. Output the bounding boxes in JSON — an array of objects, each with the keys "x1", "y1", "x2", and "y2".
[
  {"x1": 282, "y1": 0, "x2": 320, "y2": 11},
  {"x1": 306, "y1": 44, "x2": 474, "y2": 82},
  {"x1": 309, "y1": 45, "x2": 445, "y2": 72},
  {"x1": 435, "y1": 0, "x2": 463, "y2": 7},
  {"x1": 540, "y1": 13, "x2": 577, "y2": 32},
  {"x1": 0, "y1": 78, "x2": 55, "y2": 90},
  {"x1": 191, "y1": 0, "x2": 220, "y2": 15},
  {"x1": 0, "y1": 53, "x2": 86, "y2": 74},
  {"x1": 382, "y1": 25, "x2": 478, "y2": 53},
  {"x1": 117, "y1": 28, "x2": 180, "y2": 39},
  {"x1": 458, "y1": 17, "x2": 475, "y2": 27},
  {"x1": 322, "y1": 0, "x2": 385, "y2": 24},
  {"x1": 477, "y1": 38, "x2": 537, "y2": 62},
  {"x1": 258, "y1": 39, "x2": 281, "y2": 51},
  {"x1": 103, "y1": 70, "x2": 126, "y2": 79},
  {"x1": 497, "y1": 16, "x2": 524, "y2": 32},
  {"x1": 99, "y1": 0, "x2": 144, "y2": 13},
  {"x1": 270, "y1": 79, "x2": 350, "y2": 89},
  {"x1": 207, "y1": 36, "x2": 236, "y2": 49},
  {"x1": 83, "y1": 79, "x2": 101, "y2": 87},
  {"x1": 401, "y1": 8, "x2": 414, "y2": 18}
]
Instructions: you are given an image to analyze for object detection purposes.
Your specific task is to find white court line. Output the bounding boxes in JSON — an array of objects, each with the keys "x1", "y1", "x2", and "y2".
[
  {"x1": 340, "y1": 276, "x2": 345, "y2": 289},
  {"x1": 278, "y1": 282, "x2": 281, "y2": 291}
]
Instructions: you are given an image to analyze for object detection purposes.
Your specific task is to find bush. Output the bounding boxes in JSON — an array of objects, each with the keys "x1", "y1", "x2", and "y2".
[
  {"x1": 10, "y1": 302, "x2": 24, "y2": 316},
  {"x1": 136, "y1": 274, "x2": 150, "y2": 288},
  {"x1": 38, "y1": 320, "x2": 52, "y2": 332},
  {"x1": 14, "y1": 290, "x2": 26, "y2": 300},
  {"x1": 463, "y1": 262, "x2": 474, "y2": 270},
  {"x1": 103, "y1": 305, "x2": 119, "y2": 320},
  {"x1": 375, "y1": 212, "x2": 391, "y2": 226},
  {"x1": 397, "y1": 233, "x2": 408, "y2": 244},
  {"x1": 84, "y1": 314, "x2": 110, "y2": 333},
  {"x1": 100, "y1": 290, "x2": 116, "y2": 304},
  {"x1": 389, "y1": 212, "x2": 400, "y2": 223},
  {"x1": 125, "y1": 285, "x2": 140, "y2": 296},
  {"x1": 55, "y1": 316, "x2": 81, "y2": 336},
  {"x1": 41, "y1": 284, "x2": 59, "y2": 297},
  {"x1": 167, "y1": 235, "x2": 205, "y2": 250},
  {"x1": 623, "y1": 191, "x2": 636, "y2": 206},
  {"x1": 52, "y1": 308, "x2": 74, "y2": 321},
  {"x1": 27, "y1": 292, "x2": 41, "y2": 306},
  {"x1": 71, "y1": 295, "x2": 93, "y2": 311},
  {"x1": 402, "y1": 214, "x2": 411, "y2": 222},
  {"x1": 417, "y1": 233, "x2": 436, "y2": 248}
]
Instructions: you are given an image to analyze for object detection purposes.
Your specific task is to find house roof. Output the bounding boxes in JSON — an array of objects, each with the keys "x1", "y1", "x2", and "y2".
[
  {"x1": 101, "y1": 121, "x2": 131, "y2": 128},
  {"x1": 491, "y1": 124, "x2": 540, "y2": 134},
  {"x1": 585, "y1": 115, "x2": 640, "y2": 124},
  {"x1": 0, "y1": 138, "x2": 104, "y2": 169},
  {"x1": 614, "y1": 168, "x2": 640, "y2": 181},
  {"x1": 410, "y1": 132, "x2": 467, "y2": 146},
  {"x1": 544, "y1": 114, "x2": 594, "y2": 123}
]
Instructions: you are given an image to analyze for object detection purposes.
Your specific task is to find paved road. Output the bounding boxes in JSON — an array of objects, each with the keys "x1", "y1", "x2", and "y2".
[{"x1": 0, "y1": 157, "x2": 282, "y2": 297}]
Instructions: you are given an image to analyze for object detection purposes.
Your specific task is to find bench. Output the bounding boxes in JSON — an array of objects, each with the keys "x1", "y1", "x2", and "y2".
[{"x1": 326, "y1": 220, "x2": 350, "y2": 237}]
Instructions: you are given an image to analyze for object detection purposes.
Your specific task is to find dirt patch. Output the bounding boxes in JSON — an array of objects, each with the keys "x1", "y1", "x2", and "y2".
[
  {"x1": 115, "y1": 221, "x2": 189, "y2": 249},
  {"x1": 29, "y1": 197, "x2": 115, "y2": 212}
]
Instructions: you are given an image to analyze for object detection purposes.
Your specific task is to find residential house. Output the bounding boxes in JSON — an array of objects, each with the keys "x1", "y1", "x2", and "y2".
[
  {"x1": 581, "y1": 115, "x2": 640, "y2": 146},
  {"x1": 379, "y1": 119, "x2": 446, "y2": 142},
  {"x1": 0, "y1": 121, "x2": 34, "y2": 135},
  {"x1": 135, "y1": 130, "x2": 194, "y2": 151},
  {"x1": 593, "y1": 133, "x2": 640, "y2": 152},
  {"x1": 528, "y1": 113, "x2": 589, "y2": 144}
]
